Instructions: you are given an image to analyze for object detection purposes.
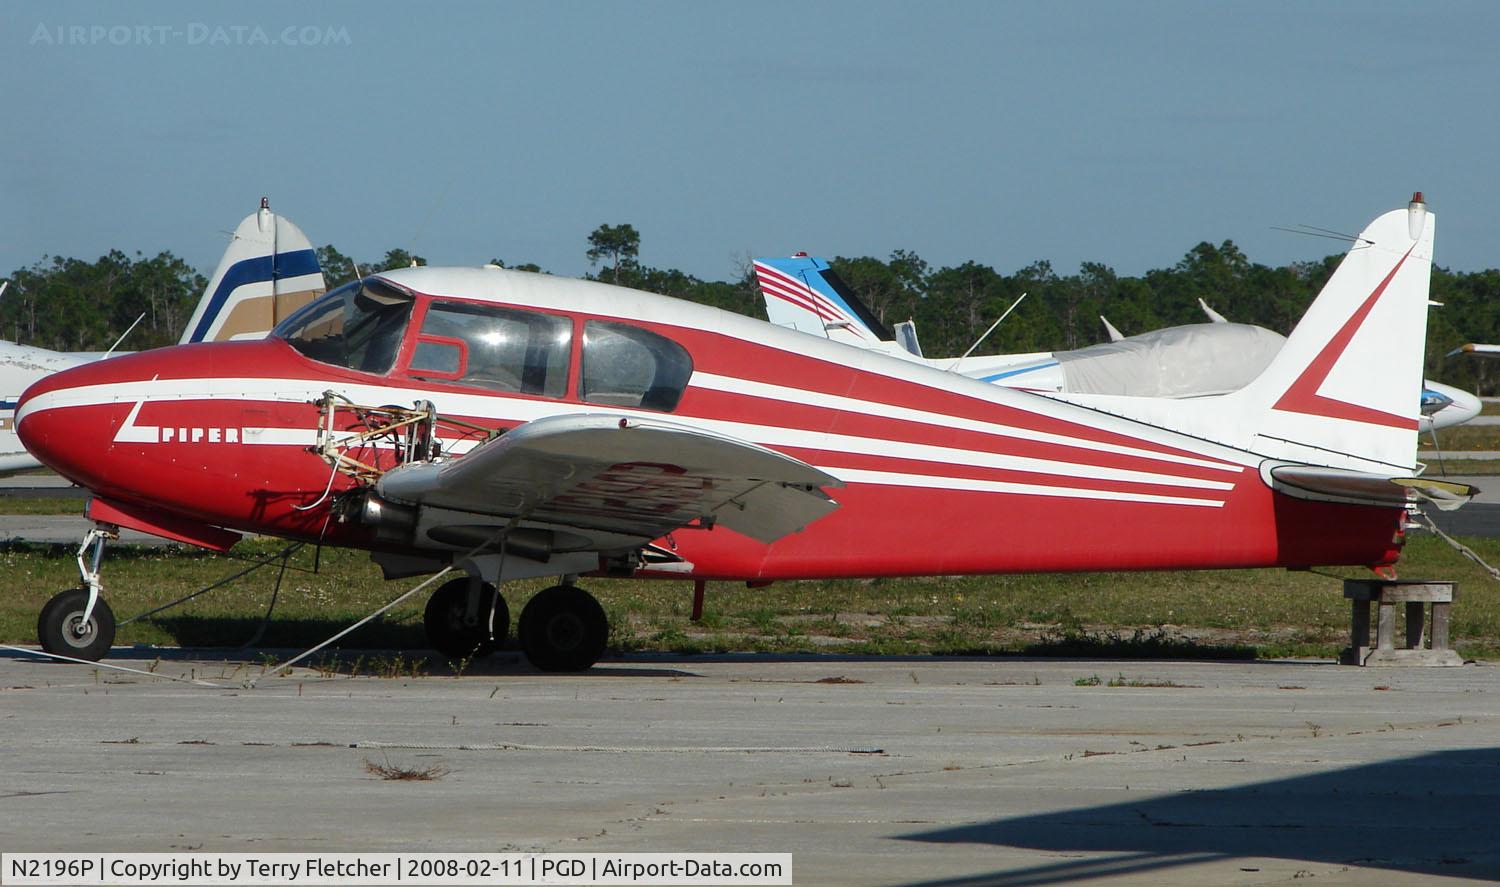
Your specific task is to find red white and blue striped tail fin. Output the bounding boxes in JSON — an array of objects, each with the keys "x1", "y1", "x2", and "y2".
[
  {"x1": 753, "y1": 255, "x2": 893, "y2": 348},
  {"x1": 1235, "y1": 193, "x2": 1435, "y2": 473},
  {"x1": 179, "y1": 197, "x2": 326, "y2": 344}
]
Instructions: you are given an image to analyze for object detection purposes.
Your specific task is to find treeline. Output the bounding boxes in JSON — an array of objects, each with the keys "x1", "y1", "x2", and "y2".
[
  {"x1": 1, "y1": 251, "x2": 207, "y2": 351},
  {"x1": 7, "y1": 228, "x2": 1500, "y2": 393}
]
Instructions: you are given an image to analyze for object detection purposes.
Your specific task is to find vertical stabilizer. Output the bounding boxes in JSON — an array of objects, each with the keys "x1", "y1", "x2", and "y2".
[
  {"x1": 179, "y1": 197, "x2": 326, "y2": 344},
  {"x1": 753, "y1": 255, "x2": 892, "y2": 347},
  {"x1": 1237, "y1": 194, "x2": 1435, "y2": 471}
]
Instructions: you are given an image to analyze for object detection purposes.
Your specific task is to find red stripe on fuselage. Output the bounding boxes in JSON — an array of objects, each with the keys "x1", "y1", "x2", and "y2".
[{"x1": 675, "y1": 386, "x2": 1241, "y2": 479}]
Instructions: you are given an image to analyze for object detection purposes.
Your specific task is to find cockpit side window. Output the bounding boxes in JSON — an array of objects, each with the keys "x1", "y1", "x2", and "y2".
[
  {"x1": 273, "y1": 279, "x2": 414, "y2": 375},
  {"x1": 410, "y1": 301, "x2": 571, "y2": 398},
  {"x1": 580, "y1": 320, "x2": 693, "y2": 411}
]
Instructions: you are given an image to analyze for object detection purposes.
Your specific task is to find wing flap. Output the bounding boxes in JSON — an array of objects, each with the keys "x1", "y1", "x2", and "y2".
[{"x1": 377, "y1": 413, "x2": 841, "y2": 547}]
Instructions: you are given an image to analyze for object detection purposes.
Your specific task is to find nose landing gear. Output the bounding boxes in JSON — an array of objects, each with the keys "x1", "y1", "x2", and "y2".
[
  {"x1": 40, "y1": 519, "x2": 614, "y2": 673},
  {"x1": 37, "y1": 587, "x2": 116, "y2": 660},
  {"x1": 36, "y1": 525, "x2": 118, "y2": 661}
]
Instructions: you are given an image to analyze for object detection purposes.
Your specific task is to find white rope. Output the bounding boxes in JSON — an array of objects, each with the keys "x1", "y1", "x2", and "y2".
[
  {"x1": 1411, "y1": 508, "x2": 1500, "y2": 582},
  {"x1": 350, "y1": 741, "x2": 884, "y2": 754},
  {"x1": 246, "y1": 521, "x2": 516, "y2": 688},
  {"x1": 244, "y1": 565, "x2": 456, "y2": 687},
  {"x1": 0, "y1": 644, "x2": 222, "y2": 688}
]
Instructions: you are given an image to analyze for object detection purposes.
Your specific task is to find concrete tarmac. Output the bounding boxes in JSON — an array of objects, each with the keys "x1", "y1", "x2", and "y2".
[{"x1": 0, "y1": 651, "x2": 1496, "y2": 885}]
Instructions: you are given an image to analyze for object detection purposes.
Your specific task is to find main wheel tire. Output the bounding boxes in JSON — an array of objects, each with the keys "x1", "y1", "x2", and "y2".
[
  {"x1": 423, "y1": 578, "x2": 508, "y2": 659},
  {"x1": 518, "y1": 585, "x2": 608, "y2": 672},
  {"x1": 37, "y1": 588, "x2": 116, "y2": 661}
]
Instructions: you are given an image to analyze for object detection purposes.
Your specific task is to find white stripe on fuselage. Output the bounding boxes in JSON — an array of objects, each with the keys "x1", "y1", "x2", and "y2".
[
  {"x1": 690, "y1": 372, "x2": 1247, "y2": 473},
  {"x1": 23, "y1": 373, "x2": 1243, "y2": 505},
  {"x1": 830, "y1": 467, "x2": 1224, "y2": 507}
]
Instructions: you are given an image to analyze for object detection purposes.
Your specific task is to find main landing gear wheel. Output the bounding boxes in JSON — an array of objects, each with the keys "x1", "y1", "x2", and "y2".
[
  {"x1": 518, "y1": 585, "x2": 608, "y2": 672},
  {"x1": 37, "y1": 588, "x2": 116, "y2": 661},
  {"x1": 423, "y1": 578, "x2": 509, "y2": 659}
]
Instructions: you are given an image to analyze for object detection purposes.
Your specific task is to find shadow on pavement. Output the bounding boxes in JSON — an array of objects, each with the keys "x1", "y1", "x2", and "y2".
[{"x1": 897, "y1": 748, "x2": 1500, "y2": 885}]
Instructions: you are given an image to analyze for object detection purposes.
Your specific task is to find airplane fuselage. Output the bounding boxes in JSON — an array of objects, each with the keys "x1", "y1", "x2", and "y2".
[{"x1": 17, "y1": 267, "x2": 1405, "y2": 581}]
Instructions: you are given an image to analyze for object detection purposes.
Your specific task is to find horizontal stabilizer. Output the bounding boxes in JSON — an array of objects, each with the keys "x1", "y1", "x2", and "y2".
[
  {"x1": 1264, "y1": 463, "x2": 1477, "y2": 511},
  {"x1": 1391, "y1": 477, "x2": 1479, "y2": 512},
  {"x1": 1447, "y1": 343, "x2": 1500, "y2": 359}
]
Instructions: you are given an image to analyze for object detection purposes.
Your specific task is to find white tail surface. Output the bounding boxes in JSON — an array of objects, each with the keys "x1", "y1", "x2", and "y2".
[
  {"x1": 1235, "y1": 196, "x2": 1433, "y2": 471},
  {"x1": 1049, "y1": 196, "x2": 1435, "y2": 474},
  {"x1": 179, "y1": 198, "x2": 326, "y2": 344}
]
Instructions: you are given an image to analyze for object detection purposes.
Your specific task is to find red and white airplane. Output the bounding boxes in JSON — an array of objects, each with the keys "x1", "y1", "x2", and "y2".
[{"x1": 16, "y1": 194, "x2": 1470, "y2": 670}]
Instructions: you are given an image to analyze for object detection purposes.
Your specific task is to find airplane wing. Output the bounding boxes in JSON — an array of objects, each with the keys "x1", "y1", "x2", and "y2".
[
  {"x1": 1446, "y1": 343, "x2": 1500, "y2": 358},
  {"x1": 1263, "y1": 463, "x2": 1477, "y2": 512},
  {"x1": 376, "y1": 413, "x2": 842, "y2": 549}
]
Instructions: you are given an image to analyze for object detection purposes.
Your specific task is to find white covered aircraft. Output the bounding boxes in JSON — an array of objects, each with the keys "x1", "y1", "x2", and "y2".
[{"x1": 0, "y1": 198, "x2": 325, "y2": 472}]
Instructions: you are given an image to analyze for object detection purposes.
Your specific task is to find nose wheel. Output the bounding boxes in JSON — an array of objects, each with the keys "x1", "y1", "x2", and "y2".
[
  {"x1": 37, "y1": 587, "x2": 117, "y2": 661},
  {"x1": 518, "y1": 585, "x2": 609, "y2": 672},
  {"x1": 423, "y1": 577, "x2": 509, "y2": 659},
  {"x1": 35, "y1": 524, "x2": 118, "y2": 662}
]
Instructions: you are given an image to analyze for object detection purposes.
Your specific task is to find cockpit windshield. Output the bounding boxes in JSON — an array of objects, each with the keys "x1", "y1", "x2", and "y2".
[{"x1": 273, "y1": 279, "x2": 414, "y2": 374}]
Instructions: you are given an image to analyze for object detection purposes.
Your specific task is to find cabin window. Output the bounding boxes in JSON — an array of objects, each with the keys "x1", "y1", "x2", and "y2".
[
  {"x1": 410, "y1": 300, "x2": 571, "y2": 398},
  {"x1": 274, "y1": 279, "x2": 414, "y2": 374},
  {"x1": 580, "y1": 320, "x2": 693, "y2": 411}
]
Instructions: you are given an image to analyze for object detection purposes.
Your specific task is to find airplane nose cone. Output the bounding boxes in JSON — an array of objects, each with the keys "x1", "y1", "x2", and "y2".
[
  {"x1": 1451, "y1": 389, "x2": 1483, "y2": 424},
  {"x1": 16, "y1": 367, "x2": 114, "y2": 490},
  {"x1": 1421, "y1": 381, "x2": 1483, "y2": 433}
]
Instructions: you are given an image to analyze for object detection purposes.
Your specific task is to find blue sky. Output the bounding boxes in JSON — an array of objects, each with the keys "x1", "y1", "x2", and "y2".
[{"x1": 3, "y1": 0, "x2": 1495, "y2": 282}]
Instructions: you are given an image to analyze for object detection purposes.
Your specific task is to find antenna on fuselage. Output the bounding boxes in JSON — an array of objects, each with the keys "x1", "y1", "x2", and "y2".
[
  {"x1": 103, "y1": 312, "x2": 148, "y2": 357},
  {"x1": 949, "y1": 291, "x2": 1027, "y2": 374},
  {"x1": 406, "y1": 176, "x2": 455, "y2": 262}
]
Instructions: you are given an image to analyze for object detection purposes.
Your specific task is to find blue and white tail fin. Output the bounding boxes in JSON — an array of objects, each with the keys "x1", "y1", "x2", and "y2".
[
  {"x1": 755, "y1": 253, "x2": 1055, "y2": 376},
  {"x1": 753, "y1": 255, "x2": 893, "y2": 348},
  {"x1": 179, "y1": 198, "x2": 326, "y2": 344}
]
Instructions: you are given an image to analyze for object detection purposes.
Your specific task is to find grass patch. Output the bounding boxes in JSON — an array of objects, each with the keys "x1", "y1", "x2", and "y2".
[
  {"x1": 0, "y1": 496, "x2": 86, "y2": 515},
  {"x1": 1023, "y1": 626, "x2": 1255, "y2": 660},
  {"x1": 1104, "y1": 672, "x2": 1195, "y2": 688},
  {"x1": 1421, "y1": 459, "x2": 1500, "y2": 476},
  {"x1": 1431, "y1": 424, "x2": 1500, "y2": 452}
]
